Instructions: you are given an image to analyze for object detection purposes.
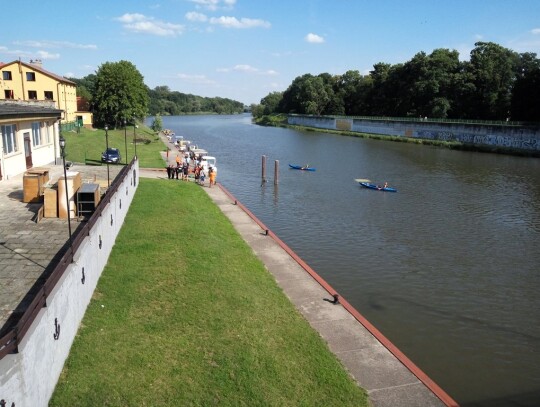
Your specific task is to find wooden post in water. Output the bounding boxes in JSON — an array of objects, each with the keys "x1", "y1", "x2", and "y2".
[
  {"x1": 261, "y1": 155, "x2": 267, "y2": 183},
  {"x1": 274, "y1": 160, "x2": 279, "y2": 185}
]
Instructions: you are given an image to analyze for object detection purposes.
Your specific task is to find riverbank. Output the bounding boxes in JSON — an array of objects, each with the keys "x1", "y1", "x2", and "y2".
[
  {"x1": 50, "y1": 179, "x2": 370, "y2": 406},
  {"x1": 254, "y1": 114, "x2": 540, "y2": 157}
]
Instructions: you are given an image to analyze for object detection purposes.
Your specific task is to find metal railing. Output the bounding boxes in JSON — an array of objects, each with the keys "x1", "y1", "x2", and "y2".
[{"x1": 289, "y1": 113, "x2": 540, "y2": 128}]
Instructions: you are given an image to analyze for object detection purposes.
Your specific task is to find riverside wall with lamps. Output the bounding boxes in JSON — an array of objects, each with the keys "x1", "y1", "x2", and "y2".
[
  {"x1": 58, "y1": 135, "x2": 73, "y2": 252},
  {"x1": 124, "y1": 119, "x2": 128, "y2": 165},
  {"x1": 105, "y1": 125, "x2": 110, "y2": 188}
]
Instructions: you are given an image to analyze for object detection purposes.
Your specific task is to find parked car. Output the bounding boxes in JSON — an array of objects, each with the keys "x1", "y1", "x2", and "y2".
[{"x1": 101, "y1": 148, "x2": 121, "y2": 164}]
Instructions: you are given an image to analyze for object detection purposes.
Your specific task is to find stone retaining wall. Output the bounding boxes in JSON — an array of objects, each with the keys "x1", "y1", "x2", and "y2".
[{"x1": 288, "y1": 115, "x2": 540, "y2": 152}]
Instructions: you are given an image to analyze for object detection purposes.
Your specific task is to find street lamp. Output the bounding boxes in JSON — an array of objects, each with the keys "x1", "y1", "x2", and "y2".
[
  {"x1": 105, "y1": 124, "x2": 110, "y2": 188},
  {"x1": 132, "y1": 118, "x2": 137, "y2": 158},
  {"x1": 59, "y1": 135, "x2": 73, "y2": 253},
  {"x1": 123, "y1": 118, "x2": 128, "y2": 165}
]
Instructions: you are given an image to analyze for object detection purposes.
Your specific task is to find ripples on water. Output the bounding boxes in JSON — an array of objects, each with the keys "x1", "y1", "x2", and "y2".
[{"x1": 157, "y1": 115, "x2": 540, "y2": 406}]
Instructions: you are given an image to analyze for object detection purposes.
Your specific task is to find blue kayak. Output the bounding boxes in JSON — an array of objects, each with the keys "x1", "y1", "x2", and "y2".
[
  {"x1": 289, "y1": 164, "x2": 316, "y2": 171},
  {"x1": 359, "y1": 182, "x2": 397, "y2": 192}
]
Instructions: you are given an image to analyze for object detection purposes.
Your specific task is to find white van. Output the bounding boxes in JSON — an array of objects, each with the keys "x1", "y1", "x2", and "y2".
[{"x1": 200, "y1": 156, "x2": 217, "y2": 175}]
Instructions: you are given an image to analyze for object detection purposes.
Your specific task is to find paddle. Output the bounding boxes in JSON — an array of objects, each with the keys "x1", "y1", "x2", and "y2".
[{"x1": 354, "y1": 178, "x2": 371, "y2": 183}]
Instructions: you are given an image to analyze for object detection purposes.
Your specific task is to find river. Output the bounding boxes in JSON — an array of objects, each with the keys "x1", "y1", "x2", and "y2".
[{"x1": 152, "y1": 114, "x2": 540, "y2": 406}]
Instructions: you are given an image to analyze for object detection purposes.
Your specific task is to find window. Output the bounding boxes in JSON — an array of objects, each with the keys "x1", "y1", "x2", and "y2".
[
  {"x1": 28, "y1": 90, "x2": 37, "y2": 100},
  {"x1": 2, "y1": 71, "x2": 12, "y2": 80},
  {"x1": 26, "y1": 72, "x2": 36, "y2": 81},
  {"x1": 4, "y1": 90, "x2": 14, "y2": 99},
  {"x1": 43, "y1": 121, "x2": 50, "y2": 144},
  {"x1": 44, "y1": 91, "x2": 54, "y2": 100},
  {"x1": 1, "y1": 124, "x2": 18, "y2": 154},
  {"x1": 32, "y1": 122, "x2": 42, "y2": 146}
]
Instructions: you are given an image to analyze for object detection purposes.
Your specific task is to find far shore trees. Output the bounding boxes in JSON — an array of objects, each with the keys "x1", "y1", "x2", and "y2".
[{"x1": 253, "y1": 42, "x2": 540, "y2": 122}]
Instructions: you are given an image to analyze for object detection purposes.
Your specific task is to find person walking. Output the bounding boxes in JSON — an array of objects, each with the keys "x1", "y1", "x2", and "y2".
[
  {"x1": 208, "y1": 166, "x2": 216, "y2": 188},
  {"x1": 194, "y1": 165, "x2": 200, "y2": 184},
  {"x1": 199, "y1": 168, "x2": 206, "y2": 186},
  {"x1": 182, "y1": 162, "x2": 189, "y2": 181}
]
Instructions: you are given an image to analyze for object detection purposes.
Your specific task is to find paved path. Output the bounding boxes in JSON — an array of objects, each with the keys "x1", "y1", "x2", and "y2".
[
  {"x1": 201, "y1": 183, "x2": 453, "y2": 407},
  {"x1": 0, "y1": 164, "x2": 122, "y2": 335}
]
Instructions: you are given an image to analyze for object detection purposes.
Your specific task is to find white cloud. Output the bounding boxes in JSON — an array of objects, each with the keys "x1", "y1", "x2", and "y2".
[
  {"x1": 217, "y1": 65, "x2": 278, "y2": 75},
  {"x1": 210, "y1": 16, "x2": 270, "y2": 29},
  {"x1": 13, "y1": 40, "x2": 97, "y2": 50},
  {"x1": 0, "y1": 46, "x2": 57, "y2": 60},
  {"x1": 305, "y1": 33, "x2": 324, "y2": 43},
  {"x1": 37, "y1": 50, "x2": 60, "y2": 59},
  {"x1": 186, "y1": 11, "x2": 208, "y2": 22},
  {"x1": 233, "y1": 64, "x2": 258, "y2": 72},
  {"x1": 175, "y1": 73, "x2": 215, "y2": 84},
  {"x1": 532, "y1": 28, "x2": 540, "y2": 35},
  {"x1": 189, "y1": 0, "x2": 236, "y2": 11},
  {"x1": 116, "y1": 13, "x2": 184, "y2": 36}
]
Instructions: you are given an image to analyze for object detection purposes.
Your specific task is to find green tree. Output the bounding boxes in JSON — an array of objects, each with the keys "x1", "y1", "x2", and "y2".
[
  {"x1": 466, "y1": 42, "x2": 519, "y2": 119},
  {"x1": 280, "y1": 74, "x2": 331, "y2": 115},
  {"x1": 336, "y1": 70, "x2": 372, "y2": 116},
  {"x1": 151, "y1": 114, "x2": 163, "y2": 133},
  {"x1": 260, "y1": 91, "x2": 283, "y2": 115},
  {"x1": 510, "y1": 52, "x2": 540, "y2": 121},
  {"x1": 93, "y1": 60, "x2": 149, "y2": 128}
]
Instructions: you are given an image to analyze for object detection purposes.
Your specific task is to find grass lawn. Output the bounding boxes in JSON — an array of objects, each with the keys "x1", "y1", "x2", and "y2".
[
  {"x1": 61, "y1": 124, "x2": 166, "y2": 168},
  {"x1": 50, "y1": 179, "x2": 368, "y2": 406}
]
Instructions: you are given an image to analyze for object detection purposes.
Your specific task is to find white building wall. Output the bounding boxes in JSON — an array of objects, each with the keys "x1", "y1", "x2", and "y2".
[{"x1": 1, "y1": 119, "x2": 59, "y2": 180}]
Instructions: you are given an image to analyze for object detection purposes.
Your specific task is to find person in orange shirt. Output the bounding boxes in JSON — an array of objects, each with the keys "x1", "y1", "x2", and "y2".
[{"x1": 208, "y1": 166, "x2": 216, "y2": 187}]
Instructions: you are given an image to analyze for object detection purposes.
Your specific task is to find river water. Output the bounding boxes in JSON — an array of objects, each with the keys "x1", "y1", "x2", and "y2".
[{"x1": 155, "y1": 114, "x2": 540, "y2": 406}]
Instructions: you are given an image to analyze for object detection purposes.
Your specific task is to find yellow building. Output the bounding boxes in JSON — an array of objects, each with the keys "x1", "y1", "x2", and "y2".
[{"x1": 0, "y1": 59, "x2": 77, "y2": 124}]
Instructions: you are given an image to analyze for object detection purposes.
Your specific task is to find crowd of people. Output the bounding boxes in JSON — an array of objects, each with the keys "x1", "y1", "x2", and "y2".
[{"x1": 166, "y1": 153, "x2": 217, "y2": 187}]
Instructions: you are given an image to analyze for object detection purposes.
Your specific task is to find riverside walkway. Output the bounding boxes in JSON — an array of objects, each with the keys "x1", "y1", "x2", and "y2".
[
  {"x1": 154, "y1": 133, "x2": 458, "y2": 407},
  {"x1": 0, "y1": 149, "x2": 457, "y2": 406},
  {"x1": 203, "y1": 181, "x2": 454, "y2": 407},
  {"x1": 137, "y1": 165, "x2": 454, "y2": 406}
]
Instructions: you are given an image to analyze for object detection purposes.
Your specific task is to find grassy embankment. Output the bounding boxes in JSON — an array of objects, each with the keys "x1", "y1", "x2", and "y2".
[
  {"x1": 61, "y1": 124, "x2": 166, "y2": 168},
  {"x1": 50, "y1": 179, "x2": 368, "y2": 406}
]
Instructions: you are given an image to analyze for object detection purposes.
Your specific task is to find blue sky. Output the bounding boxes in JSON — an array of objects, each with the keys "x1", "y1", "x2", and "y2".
[{"x1": 2, "y1": 0, "x2": 539, "y2": 105}]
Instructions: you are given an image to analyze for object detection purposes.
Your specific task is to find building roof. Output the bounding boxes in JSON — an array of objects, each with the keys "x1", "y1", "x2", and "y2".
[
  {"x1": 0, "y1": 101, "x2": 62, "y2": 119},
  {"x1": 0, "y1": 60, "x2": 76, "y2": 86}
]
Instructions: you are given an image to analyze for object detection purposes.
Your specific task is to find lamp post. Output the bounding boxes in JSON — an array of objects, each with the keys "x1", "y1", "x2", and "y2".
[
  {"x1": 105, "y1": 125, "x2": 110, "y2": 188},
  {"x1": 59, "y1": 136, "x2": 73, "y2": 253},
  {"x1": 123, "y1": 118, "x2": 128, "y2": 165},
  {"x1": 133, "y1": 118, "x2": 137, "y2": 158}
]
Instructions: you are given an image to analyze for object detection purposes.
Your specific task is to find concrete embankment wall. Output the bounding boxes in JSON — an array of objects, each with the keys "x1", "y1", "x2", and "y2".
[
  {"x1": 0, "y1": 161, "x2": 139, "y2": 407},
  {"x1": 288, "y1": 115, "x2": 540, "y2": 153}
]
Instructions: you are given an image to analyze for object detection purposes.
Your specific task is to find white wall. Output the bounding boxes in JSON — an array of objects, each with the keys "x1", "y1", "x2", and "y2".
[
  {"x1": 1, "y1": 119, "x2": 59, "y2": 179},
  {"x1": 0, "y1": 161, "x2": 139, "y2": 407}
]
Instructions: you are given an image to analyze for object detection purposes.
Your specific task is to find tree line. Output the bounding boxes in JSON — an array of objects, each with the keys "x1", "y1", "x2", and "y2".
[
  {"x1": 70, "y1": 61, "x2": 245, "y2": 129},
  {"x1": 252, "y1": 42, "x2": 540, "y2": 122},
  {"x1": 148, "y1": 86, "x2": 245, "y2": 116}
]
